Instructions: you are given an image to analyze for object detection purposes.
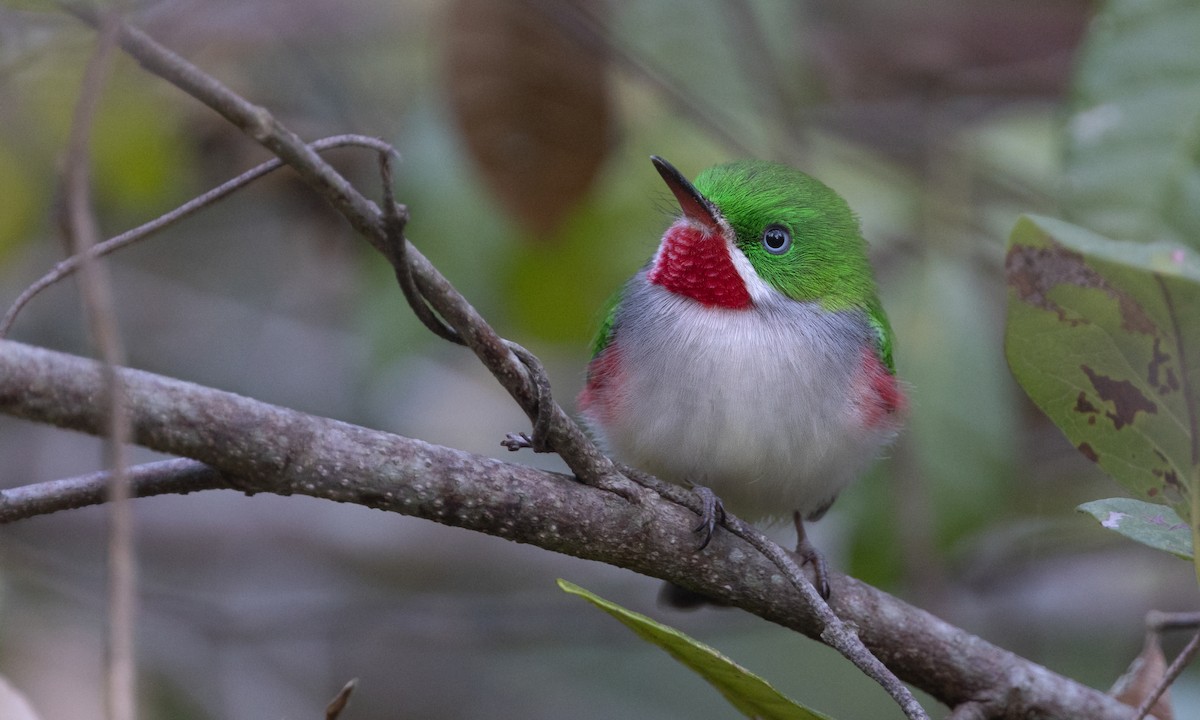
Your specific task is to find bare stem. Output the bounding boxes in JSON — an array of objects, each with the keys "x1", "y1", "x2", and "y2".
[
  {"x1": 1, "y1": 134, "x2": 394, "y2": 338},
  {"x1": 1132, "y1": 628, "x2": 1200, "y2": 720},
  {"x1": 58, "y1": 9, "x2": 136, "y2": 720},
  {"x1": 1147, "y1": 611, "x2": 1200, "y2": 632}
]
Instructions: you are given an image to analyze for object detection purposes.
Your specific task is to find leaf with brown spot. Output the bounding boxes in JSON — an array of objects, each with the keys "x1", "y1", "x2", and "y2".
[
  {"x1": 442, "y1": 0, "x2": 613, "y2": 240},
  {"x1": 1080, "y1": 364, "x2": 1158, "y2": 430},
  {"x1": 1006, "y1": 216, "x2": 1200, "y2": 570}
]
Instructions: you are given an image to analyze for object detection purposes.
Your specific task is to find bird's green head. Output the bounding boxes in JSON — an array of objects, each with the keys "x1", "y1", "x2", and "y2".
[{"x1": 649, "y1": 156, "x2": 878, "y2": 314}]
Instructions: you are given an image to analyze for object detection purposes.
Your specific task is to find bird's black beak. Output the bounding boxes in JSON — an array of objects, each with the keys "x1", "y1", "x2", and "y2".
[{"x1": 651, "y1": 156, "x2": 721, "y2": 233}]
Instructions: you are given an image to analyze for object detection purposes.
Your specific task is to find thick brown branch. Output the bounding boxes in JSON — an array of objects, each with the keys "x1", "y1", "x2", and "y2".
[{"x1": 0, "y1": 338, "x2": 1145, "y2": 720}]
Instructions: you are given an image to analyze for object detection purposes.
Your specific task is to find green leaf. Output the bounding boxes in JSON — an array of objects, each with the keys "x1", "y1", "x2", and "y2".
[
  {"x1": 557, "y1": 579, "x2": 835, "y2": 720},
  {"x1": 1079, "y1": 498, "x2": 1194, "y2": 560},
  {"x1": 0, "y1": 140, "x2": 36, "y2": 262},
  {"x1": 1064, "y1": 0, "x2": 1200, "y2": 249},
  {"x1": 1004, "y1": 214, "x2": 1200, "y2": 577}
]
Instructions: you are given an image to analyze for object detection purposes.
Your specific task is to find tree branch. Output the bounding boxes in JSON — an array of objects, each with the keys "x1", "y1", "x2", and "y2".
[
  {"x1": 0, "y1": 338, "x2": 1148, "y2": 719},
  {"x1": 8, "y1": 6, "x2": 1152, "y2": 718},
  {"x1": 47, "y1": 9, "x2": 933, "y2": 712}
]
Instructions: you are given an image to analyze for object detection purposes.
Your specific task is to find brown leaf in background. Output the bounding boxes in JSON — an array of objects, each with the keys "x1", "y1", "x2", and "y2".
[
  {"x1": 807, "y1": 0, "x2": 1092, "y2": 168},
  {"x1": 443, "y1": 0, "x2": 612, "y2": 240},
  {"x1": 1110, "y1": 632, "x2": 1174, "y2": 720}
]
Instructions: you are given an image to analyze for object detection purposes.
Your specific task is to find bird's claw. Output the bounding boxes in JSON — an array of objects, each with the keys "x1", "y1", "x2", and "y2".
[
  {"x1": 690, "y1": 484, "x2": 726, "y2": 551},
  {"x1": 793, "y1": 511, "x2": 831, "y2": 599},
  {"x1": 501, "y1": 432, "x2": 534, "y2": 451}
]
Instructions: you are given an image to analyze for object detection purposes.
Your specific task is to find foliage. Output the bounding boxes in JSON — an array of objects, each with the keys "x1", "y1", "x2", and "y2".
[
  {"x1": 1063, "y1": 0, "x2": 1200, "y2": 249},
  {"x1": 1007, "y1": 0, "x2": 1200, "y2": 582},
  {"x1": 1005, "y1": 215, "x2": 1200, "y2": 575},
  {"x1": 1078, "y1": 498, "x2": 1192, "y2": 561},
  {"x1": 558, "y1": 580, "x2": 835, "y2": 720}
]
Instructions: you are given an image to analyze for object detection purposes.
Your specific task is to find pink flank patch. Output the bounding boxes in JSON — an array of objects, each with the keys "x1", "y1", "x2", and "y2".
[
  {"x1": 578, "y1": 344, "x2": 624, "y2": 424},
  {"x1": 857, "y1": 346, "x2": 906, "y2": 428},
  {"x1": 647, "y1": 224, "x2": 751, "y2": 309}
]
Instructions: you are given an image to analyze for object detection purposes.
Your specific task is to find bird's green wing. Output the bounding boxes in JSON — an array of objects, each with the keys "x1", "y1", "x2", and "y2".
[
  {"x1": 589, "y1": 286, "x2": 625, "y2": 358},
  {"x1": 865, "y1": 298, "x2": 896, "y2": 374}
]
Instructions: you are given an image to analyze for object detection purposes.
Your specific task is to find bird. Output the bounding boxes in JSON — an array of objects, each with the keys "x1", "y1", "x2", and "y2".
[{"x1": 577, "y1": 156, "x2": 905, "y2": 603}]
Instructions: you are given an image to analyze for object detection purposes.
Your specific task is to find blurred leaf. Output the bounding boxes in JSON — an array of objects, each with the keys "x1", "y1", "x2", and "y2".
[
  {"x1": 91, "y1": 72, "x2": 197, "y2": 219},
  {"x1": 1005, "y1": 214, "x2": 1200, "y2": 577},
  {"x1": 443, "y1": 0, "x2": 612, "y2": 240},
  {"x1": 1079, "y1": 498, "x2": 1193, "y2": 560},
  {"x1": 1109, "y1": 630, "x2": 1175, "y2": 720},
  {"x1": 0, "y1": 140, "x2": 36, "y2": 261},
  {"x1": 1064, "y1": 0, "x2": 1200, "y2": 249},
  {"x1": 558, "y1": 579, "x2": 835, "y2": 720},
  {"x1": 503, "y1": 175, "x2": 657, "y2": 344}
]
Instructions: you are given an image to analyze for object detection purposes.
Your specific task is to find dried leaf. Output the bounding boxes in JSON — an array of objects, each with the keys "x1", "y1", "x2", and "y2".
[
  {"x1": 1109, "y1": 632, "x2": 1173, "y2": 720},
  {"x1": 443, "y1": 0, "x2": 612, "y2": 239}
]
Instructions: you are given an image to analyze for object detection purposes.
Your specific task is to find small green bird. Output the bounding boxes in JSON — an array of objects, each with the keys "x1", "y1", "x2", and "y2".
[{"x1": 578, "y1": 156, "x2": 905, "y2": 600}]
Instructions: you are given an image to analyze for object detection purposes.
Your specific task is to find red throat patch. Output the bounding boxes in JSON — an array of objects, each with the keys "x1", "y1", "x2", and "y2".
[{"x1": 647, "y1": 224, "x2": 751, "y2": 309}]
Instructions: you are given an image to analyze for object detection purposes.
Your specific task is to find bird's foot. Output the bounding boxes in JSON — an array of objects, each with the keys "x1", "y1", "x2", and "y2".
[
  {"x1": 793, "y1": 511, "x2": 832, "y2": 600},
  {"x1": 660, "y1": 483, "x2": 726, "y2": 609},
  {"x1": 501, "y1": 431, "x2": 550, "y2": 453},
  {"x1": 689, "y1": 483, "x2": 726, "y2": 551},
  {"x1": 500, "y1": 432, "x2": 535, "y2": 451}
]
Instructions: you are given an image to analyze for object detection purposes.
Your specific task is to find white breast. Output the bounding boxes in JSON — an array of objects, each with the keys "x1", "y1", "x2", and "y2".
[{"x1": 588, "y1": 276, "x2": 895, "y2": 521}]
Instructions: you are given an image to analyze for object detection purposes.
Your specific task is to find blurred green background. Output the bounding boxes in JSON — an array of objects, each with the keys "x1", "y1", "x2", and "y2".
[{"x1": 0, "y1": 0, "x2": 1196, "y2": 717}]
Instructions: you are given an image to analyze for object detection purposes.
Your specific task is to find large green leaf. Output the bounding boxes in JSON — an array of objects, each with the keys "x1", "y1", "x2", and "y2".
[
  {"x1": 1005, "y1": 215, "x2": 1200, "y2": 574},
  {"x1": 1063, "y1": 0, "x2": 1200, "y2": 249},
  {"x1": 1078, "y1": 498, "x2": 1193, "y2": 560},
  {"x1": 557, "y1": 579, "x2": 835, "y2": 720}
]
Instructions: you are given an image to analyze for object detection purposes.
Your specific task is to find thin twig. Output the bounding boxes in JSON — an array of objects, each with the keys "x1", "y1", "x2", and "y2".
[
  {"x1": 377, "y1": 150, "x2": 461, "y2": 345},
  {"x1": 1, "y1": 134, "x2": 395, "y2": 338},
  {"x1": 1132, "y1": 627, "x2": 1199, "y2": 720},
  {"x1": 59, "y1": 9, "x2": 135, "y2": 720},
  {"x1": 0, "y1": 459, "x2": 232, "y2": 523},
  {"x1": 1147, "y1": 611, "x2": 1200, "y2": 632},
  {"x1": 725, "y1": 515, "x2": 927, "y2": 718}
]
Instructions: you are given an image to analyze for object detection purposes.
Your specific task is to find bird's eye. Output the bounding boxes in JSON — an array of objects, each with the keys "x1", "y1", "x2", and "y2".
[{"x1": 761, "y1": 225, "x2": 791, "y2": 255}]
